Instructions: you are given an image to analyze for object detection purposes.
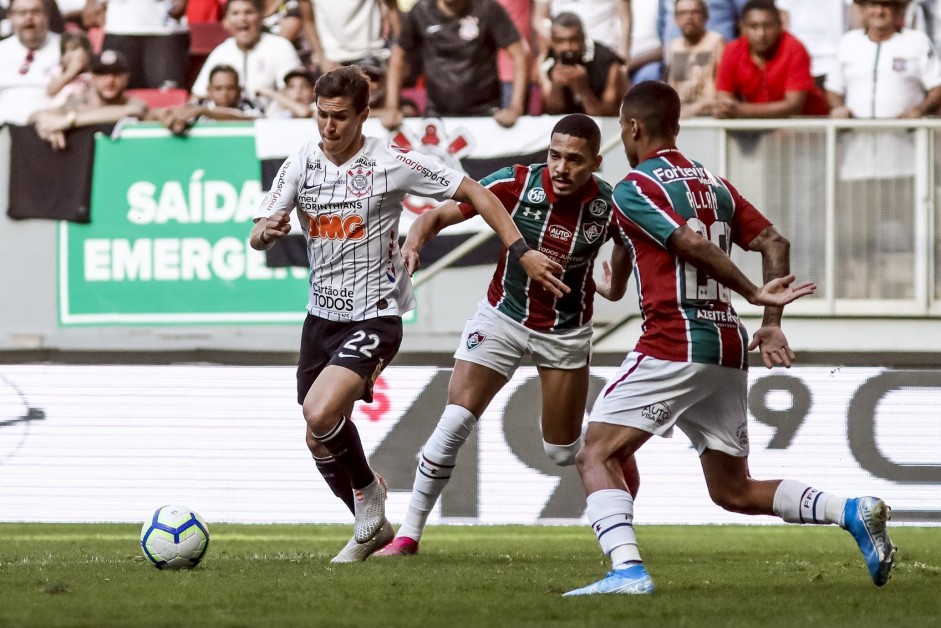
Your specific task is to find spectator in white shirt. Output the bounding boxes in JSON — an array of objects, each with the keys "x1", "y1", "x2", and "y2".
[
  {"x1": 190, "y1": 0, "x2": 300, "y2": 101},
  {"x1": 0, "y1": 0, "x2": 59, "y2": 124}
]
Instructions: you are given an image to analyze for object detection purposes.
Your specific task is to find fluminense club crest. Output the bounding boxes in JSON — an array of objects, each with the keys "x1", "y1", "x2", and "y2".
[
  {"x1": 466, "y1": 330, "x2": 486, "y2": 350},
  {"x1": 583, "y1": 221, "x2": 605, "y2": 243}
]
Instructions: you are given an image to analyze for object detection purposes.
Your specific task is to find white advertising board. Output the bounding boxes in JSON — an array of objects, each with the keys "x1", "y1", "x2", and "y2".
[{"x1": 0, "y1": 365, "x2": 938, "y2": 525}]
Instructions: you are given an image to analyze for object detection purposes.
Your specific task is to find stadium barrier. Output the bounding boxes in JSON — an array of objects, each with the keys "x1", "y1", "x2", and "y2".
[{"x1": 1, "y1": 364, "x2": 938, "y2": 525}]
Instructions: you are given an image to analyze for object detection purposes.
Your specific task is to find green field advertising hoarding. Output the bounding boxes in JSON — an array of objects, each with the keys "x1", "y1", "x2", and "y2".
[{"x1": 58, "y1": 125, "x2": 310, "y2": 325}]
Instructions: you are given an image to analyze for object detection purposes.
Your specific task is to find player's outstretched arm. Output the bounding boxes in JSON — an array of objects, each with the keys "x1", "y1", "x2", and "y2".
[
  {"x1": 668, "y1": 225, "x2": 816, "y2": 307},
  {"x1": 250, "y1": 210, "x2": 292, "y2": 251},
  {"x1": 595, "y1": 243, "x2": 633, "y2": 301},
  {"x1": 401, "y1": 202, "x2": 467, "y2": 275},
  {"x1": 452, "y1": 177, "x2": 569, "y2": 298},
  {"x1": 748, "y1": 324, "x2": 797, "y2": 369}
]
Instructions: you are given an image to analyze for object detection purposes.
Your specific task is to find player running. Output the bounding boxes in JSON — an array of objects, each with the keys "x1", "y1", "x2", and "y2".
[
  {"x1": 564, "y1": 81, "x2": 896, "y2": 596},
  {"x1": 375, "y1": 113, "x2": 640, "y2": 557},
  {"x1": 251, "y1": 66, "x2": 567, "y2": 563}
]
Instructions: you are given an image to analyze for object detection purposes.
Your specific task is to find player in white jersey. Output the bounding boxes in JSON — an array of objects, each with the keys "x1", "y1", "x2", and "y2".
[{"x1": 251, "y1": 66, "x2": 568, "y2": 562}]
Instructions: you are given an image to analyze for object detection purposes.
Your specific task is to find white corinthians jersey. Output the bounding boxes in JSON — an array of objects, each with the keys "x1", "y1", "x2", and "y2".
[{"x1": 256, "y1": 136, "x2": 463, "y2": 321}]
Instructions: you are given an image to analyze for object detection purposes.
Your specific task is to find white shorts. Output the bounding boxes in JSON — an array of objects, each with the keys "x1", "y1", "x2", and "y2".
[
  {"x1": 453, "y1": 301, "x2": 592, "y2": 379},
  {"x1": 590, "y1": 352, "x2": 750, "y2": 456}
]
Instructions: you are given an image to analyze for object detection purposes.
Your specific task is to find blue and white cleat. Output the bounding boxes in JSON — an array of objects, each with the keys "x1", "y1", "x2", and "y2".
[
  {"x1": 563, "y1": 563, "x2": 655, "y2": 596},
  {"x1": 843, "y1": 497, "x2": 897, "y2": 586}
]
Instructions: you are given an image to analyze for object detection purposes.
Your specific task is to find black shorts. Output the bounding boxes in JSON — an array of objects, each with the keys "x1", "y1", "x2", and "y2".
[{"x1": 296, "y1": 314, "x2": 403, "y2": 405}]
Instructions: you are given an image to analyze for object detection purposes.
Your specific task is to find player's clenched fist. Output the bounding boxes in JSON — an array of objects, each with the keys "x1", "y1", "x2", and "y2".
[{"x1": 252, "y1": 210, "x2": 292, "y2": 250}]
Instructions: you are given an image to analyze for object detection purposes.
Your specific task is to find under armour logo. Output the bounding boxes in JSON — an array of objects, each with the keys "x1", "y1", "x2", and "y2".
[{"x1": 523, "y1": 208, "x2": 543, "y2": 220}]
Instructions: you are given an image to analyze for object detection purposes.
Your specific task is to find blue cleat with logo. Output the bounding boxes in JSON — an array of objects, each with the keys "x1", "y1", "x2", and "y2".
[
  {"x1": 563, "y1": 563, "x2": 655, "y2": 596},
  {"x1": 843, "y1": 497, "x2": 897, "y2": 586}
]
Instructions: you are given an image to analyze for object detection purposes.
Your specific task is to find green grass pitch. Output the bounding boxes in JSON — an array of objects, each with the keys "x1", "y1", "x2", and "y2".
[{"x1": 1, "y1": 523, "x2": 939, "y2": 627}]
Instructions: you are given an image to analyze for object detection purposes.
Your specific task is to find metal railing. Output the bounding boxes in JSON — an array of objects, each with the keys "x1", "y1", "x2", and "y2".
[{"x1": 418, "y1": 119, "x2": 941, "y2": 338}]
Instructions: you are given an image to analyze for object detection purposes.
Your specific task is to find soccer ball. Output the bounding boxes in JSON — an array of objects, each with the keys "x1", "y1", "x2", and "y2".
[{"x1": 140, "y1": 505, "x2": 210, "y2": 570}]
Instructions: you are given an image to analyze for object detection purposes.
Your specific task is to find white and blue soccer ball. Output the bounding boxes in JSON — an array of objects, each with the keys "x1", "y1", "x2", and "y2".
[{"x1": 140, "y1": 505, "x2": 210, "y2": 570}]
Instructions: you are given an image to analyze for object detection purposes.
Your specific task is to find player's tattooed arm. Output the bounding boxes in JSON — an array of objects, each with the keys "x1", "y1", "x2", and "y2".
[
  {"x1": 668, "y1": 225, "x2": 815, "y2": 308},
  {"x1": 746, "y1": 226, "x2": 791, "y2": 327},
  {"x1": 401, "y1": 202, "x2": 467, "y2": 275},
  {"x1": 250, "y1": 210, "x2": 292, "y2": 251}
]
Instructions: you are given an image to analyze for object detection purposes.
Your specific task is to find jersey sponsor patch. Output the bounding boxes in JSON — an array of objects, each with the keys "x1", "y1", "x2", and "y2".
[
  {"x1": 522, "y1": 207, "x2": 543, "y2": 220},
  {"x1": 307, "y1": 213, "x2": 366, "y2": 240},
  {"x1": 466, "y1": 330, "x2": 486, "y2": 350},
  {"x1": 589, "y1": 199, "x2": 608, "y2": 216},
  {"x1": 527, "y1": 187, "x2": 546, "y2": 203},
  {"x1": 547, "y1": 224, "x2": 573, "y2": 241},
  {"x1": 641, "y1": 402, "x2": 672, "y2": 427}
]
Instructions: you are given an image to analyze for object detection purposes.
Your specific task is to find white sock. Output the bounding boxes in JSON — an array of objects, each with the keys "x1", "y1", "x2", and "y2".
[
  {"x1": 772, "y1": 480, "x2": 845, "y2": 525},
  {"x1": 543, "y1": 435, "x2": 581, "y2": 466},
  {"x1": 397, "y1": 404, "x2": 477, "y2": 541},
  {"x1": 586, "y1": 489, "x2": 642, "y2": 569}
]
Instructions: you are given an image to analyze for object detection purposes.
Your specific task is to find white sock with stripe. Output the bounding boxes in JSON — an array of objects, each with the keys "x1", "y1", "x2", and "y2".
[
  {"x1": 772, "y1": 480, "x2": 847, "y2": 525},
  {"x1": 586, "y1": 489, "x2": 642, "y2": 569},
  {"x1": 397, "y1": 404, "x2": 477, "y2": 541}
]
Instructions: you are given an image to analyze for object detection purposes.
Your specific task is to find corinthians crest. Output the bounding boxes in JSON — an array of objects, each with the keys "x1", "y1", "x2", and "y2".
[
  {"x1": 347, "y1": 167, "x2": 373, "y2": 197},
  {"x1": 391, "y1": 119, "x2": 474, "y2": 215}
]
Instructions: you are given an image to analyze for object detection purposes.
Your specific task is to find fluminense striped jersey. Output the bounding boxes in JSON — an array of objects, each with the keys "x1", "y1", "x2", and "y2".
[
  {"x1": 459, "y1": 163, "x2": 617, "y2": 332},
  {"x1": 613, "y1": 147, "x2": 772, "y2": 369},
  {"x1": 256, "y1": 136, "x2": 462, "y2": 321}
]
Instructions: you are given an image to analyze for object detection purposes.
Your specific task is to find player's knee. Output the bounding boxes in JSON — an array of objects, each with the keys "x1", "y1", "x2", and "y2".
[
  {"x1": 303, "y1": 405, "x2": 340, "y2": 438},
  {"x1": 574, "y1": 441, "x2": 602, "y2": 473},
  {"x1": 426, "y1": 404, "x2": 477, "y2": 455},
  {"x1": 544, "y1": 438, "x2": 581, "y2": 466},
  {"x1": 708, "y1": 485, "x2": 753, "y2": 514}
]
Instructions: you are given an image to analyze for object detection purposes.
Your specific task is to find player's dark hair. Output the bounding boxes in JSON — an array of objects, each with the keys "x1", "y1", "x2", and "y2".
[
  {"x1": 223, "y1": 0, "x2": 263, "y2": 16},
  {"x1": 740, "y1": 0, "x2": 780, "y2": 21},
  {"x1": 314, "y1": 65, "x2": 370, "y2": 113},
  {"x1": 552, "y1": 11, "x2": 585, "y2": 34},
  {"x1": 621, "y1": 81, "x2": 681, "y2": 139},
  {"x1": 208, "y1": 64, "x2": 239, "y2": 84},
  {"x1": 551, "y1": 113, "x2": 601, "y2": 154}
]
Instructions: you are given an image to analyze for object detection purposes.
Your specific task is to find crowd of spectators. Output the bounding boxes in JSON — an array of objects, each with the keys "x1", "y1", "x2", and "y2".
[{"x1": 2, "y1": 0, "x2": 941, "y2": 145}]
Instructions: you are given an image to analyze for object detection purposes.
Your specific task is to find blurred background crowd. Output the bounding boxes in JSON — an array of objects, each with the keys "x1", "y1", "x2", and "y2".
[{"x1": 1, "y1": 0, "x2": 940, "y2": 145}]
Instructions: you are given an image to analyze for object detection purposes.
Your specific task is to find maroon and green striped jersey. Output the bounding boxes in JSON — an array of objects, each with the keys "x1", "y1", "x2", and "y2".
[
  {"x1": 459, "y1": 163, "x2": 616, "y2": 332},
  {"x1": 613, "y1": 147, "x2": 772, "y2": 370}
]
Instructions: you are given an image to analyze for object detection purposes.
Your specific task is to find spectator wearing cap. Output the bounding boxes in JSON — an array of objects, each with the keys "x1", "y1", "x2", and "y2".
[
  {"x1": 539, "y1": 11, "x2": 627, "y2": 116},
  {"x1": 191, "y1": 0, "x2": 301, "y2": 101},
  {"x1": 0, "y1": 0, "x2": 60, "y2": 125},
  {"x1": 308, "y1": 0, "x2": 399, "y2": 72},
  {"x1": 30, "y1": 49, "x2": 147, "y2": 150},
  {"x1": 257, "y1": 67, "x2": 316, "y2": 118},
  {"x1": 82, "y1": 0, "x2": 190, "y2": 89},
  {"x1": 713, "y1": 0, "x2": 829, "y2": 117},
  {"x1": 155, "y1": 63, "x2": 261, "y2": 133},
  {"x1": 383, "y1": 0, "x2": 528, "y2": 128}
]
